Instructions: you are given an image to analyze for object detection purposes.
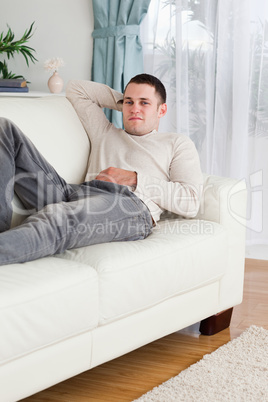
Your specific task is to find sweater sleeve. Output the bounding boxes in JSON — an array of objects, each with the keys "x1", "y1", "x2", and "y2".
[
  {"x1": 66, "y1": 80, "x2": 123, "y2": 138},
  {"x1": 134, "y1": 136, "x2": 203, "y2": 219}
]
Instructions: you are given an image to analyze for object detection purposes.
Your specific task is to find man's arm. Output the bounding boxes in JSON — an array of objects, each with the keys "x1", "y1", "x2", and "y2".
[
  {"x1": 95, "y1": 167, "x2": 137, "y2": 187},
  {"x1": 134, "y1": 137, "x2": 203, "y2": 219},
  {"x1": 95, "y1": 165, "x2": 202, "y2": 219},
  {"x1": 67, "y1": 80, "x2": 137, "y2": 186},
  {"x1": 66, "y1": 80, "x2": 123, "y2": 138},
  {"x1": 66, "y1": 79, "x2": 123, "y2": 110}
]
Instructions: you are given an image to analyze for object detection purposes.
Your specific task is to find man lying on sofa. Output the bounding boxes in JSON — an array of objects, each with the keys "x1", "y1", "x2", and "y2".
[{"x1": 0, "y1": 74, "x2": 203, "y2": 265}]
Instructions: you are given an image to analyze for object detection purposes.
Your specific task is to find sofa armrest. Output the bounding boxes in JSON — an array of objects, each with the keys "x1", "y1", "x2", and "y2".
[
  {"x1": 196, "y1": 174, "x2": 247, "y2": 310},
  {"x1": 196, "y1": 174, "x2": 247, "y2": 245}
]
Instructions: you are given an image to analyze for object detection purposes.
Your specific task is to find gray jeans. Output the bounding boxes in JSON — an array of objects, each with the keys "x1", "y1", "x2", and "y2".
[{"x1": 0, "y1": 118, "x2": 153, "y2": 265}]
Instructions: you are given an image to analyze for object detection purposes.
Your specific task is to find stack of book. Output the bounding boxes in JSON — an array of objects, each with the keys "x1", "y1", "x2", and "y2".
[{"x1": 0, "y1": 78, "x2": 29, "y2": 93}]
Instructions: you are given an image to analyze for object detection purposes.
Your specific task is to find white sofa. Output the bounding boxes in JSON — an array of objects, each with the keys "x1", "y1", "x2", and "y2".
[{"x1": 0, "y1": 94, "x2": 247, "y2": 402}]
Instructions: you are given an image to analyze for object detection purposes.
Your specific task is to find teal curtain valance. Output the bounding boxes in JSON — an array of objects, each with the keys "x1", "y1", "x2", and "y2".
[
  {"x1": 92, "y1": 24, "x2": 140, "y2": 39},
  {"x1": 91, "y1": 0, "x2": 151, "y2": 128}
]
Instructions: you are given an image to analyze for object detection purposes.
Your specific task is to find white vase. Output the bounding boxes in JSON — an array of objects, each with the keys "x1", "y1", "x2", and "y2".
[{"x1": 48, "y1": 71, "x2": 64, "y2": 93}]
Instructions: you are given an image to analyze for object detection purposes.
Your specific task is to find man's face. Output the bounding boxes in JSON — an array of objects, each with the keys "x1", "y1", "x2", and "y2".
[{"x1": 122, "y1": 83, "x2": 167, "y2": 136}]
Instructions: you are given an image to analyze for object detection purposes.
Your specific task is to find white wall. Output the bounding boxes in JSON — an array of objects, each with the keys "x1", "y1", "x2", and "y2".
[{"x1": 0, "y1": 0, "x2": 94, "y2": 92}]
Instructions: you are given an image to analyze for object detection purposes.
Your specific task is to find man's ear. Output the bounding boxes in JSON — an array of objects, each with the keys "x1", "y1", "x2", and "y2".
[{"x1": 158, "y1": 103, "x2": 167, "y2": 118}]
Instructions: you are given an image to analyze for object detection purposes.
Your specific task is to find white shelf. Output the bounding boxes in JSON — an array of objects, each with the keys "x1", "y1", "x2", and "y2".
[{"x1": 0, "y1": 91, "x2": 65, "y2": 98}]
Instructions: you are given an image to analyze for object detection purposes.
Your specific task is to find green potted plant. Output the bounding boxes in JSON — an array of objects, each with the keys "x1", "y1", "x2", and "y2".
[{"x1": 0, "y1": 22, "x2": 37, "y2": 80}]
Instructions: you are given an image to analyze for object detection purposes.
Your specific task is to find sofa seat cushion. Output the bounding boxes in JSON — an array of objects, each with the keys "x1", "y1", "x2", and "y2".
[
  {"x1": 57, "y1": 219, "x2": 227, "y2": 325},
  {"x1": 0, "y1": 257, "x2": 98, "y2": 364}
]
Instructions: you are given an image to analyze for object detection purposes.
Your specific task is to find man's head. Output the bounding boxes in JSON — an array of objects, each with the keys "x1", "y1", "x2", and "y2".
[{"x1": 122, "y1": 73, "x2": 167, "y2": 136}]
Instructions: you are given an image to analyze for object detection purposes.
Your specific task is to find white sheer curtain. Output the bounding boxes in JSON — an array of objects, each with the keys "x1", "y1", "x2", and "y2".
[{"x1": 141, "y1": 0, "x2": 268, "y2": 247}]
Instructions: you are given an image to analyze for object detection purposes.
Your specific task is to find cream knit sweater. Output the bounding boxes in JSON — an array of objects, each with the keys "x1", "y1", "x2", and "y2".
[{"x1": 66, "y1": 80, "x2": 203, "y2": 223}]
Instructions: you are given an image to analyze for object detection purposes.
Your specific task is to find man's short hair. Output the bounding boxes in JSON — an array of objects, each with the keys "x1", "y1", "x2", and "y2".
[{"x1": 125, "y1": 73, "x2": 167, "y2": 105}]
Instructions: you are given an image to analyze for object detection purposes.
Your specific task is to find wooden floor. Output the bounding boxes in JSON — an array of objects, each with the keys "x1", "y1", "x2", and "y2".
[{"x1": 23, "y1": 258, "x2": 268, "y2": 402}]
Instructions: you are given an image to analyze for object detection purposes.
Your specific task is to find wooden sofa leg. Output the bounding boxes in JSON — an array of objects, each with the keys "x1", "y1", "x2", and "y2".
[{"x1": 199, "y1": 307, "x2": 233, "y2": 336}]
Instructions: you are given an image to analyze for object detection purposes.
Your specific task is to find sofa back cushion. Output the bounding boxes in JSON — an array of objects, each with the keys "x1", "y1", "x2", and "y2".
[
  {"x1": 0, "y1": 96, "x2": 90, "y2": 183},
  {"x1": 0, "y1": 95, "x2": 90, "y2": 227}
]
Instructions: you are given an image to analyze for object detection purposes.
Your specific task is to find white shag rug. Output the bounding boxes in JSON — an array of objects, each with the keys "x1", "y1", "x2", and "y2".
[{"x1": 133, "y1": 326, "x2": 268, "y2": 402}]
